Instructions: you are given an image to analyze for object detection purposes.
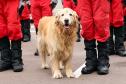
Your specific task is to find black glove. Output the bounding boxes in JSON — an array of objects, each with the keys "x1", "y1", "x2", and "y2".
[
  {"x1": 50, "y1": 0, "x2": 58, "y2": 9},
  {"x1": 19, "y1": 6, "x2": 24, "y2": 16}
]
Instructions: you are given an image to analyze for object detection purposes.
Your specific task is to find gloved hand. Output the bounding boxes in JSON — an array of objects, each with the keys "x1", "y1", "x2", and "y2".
[{"x1": 50, "y1": 0, "x2": 58, "y2": 9}]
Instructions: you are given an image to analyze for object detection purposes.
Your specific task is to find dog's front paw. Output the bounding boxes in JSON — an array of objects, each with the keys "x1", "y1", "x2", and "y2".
[
  {"x1": 53, "y1": 71, "x2": 63, "y2": 79},
  {"x1": 66, "y1": 72, "x2": 75, "y2": 78},
  {"x1": 41, "y1": 64, "x2": 49, "y2": 69}
]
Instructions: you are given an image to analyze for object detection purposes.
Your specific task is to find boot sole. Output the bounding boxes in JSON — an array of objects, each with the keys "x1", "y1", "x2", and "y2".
[{"x1": 97, "y1": 70, "x2": 109, "y2": 75}]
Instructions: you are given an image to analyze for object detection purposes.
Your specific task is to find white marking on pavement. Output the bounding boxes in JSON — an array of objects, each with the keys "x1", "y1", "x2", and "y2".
[{"x1": 73, "y1": 63, "x2": 85, "y2": 78}]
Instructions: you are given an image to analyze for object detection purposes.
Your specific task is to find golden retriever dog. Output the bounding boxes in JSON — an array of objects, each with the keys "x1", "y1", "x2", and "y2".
[{"x1": 37, "y1": 8, "x2": 79, "y2": 79}]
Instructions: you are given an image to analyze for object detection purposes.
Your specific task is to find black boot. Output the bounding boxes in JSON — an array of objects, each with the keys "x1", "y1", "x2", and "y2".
[
  {"x1": 114, "y1": 27, "x2": 126, "y2": 57},
  {"x1": 108, "y1": 26, "x2": 115, "y2": 55},
  {"x1": 0, "y1": 37, "x2": 12, "y2": 71},
  {"x1": 11, "y1": 40, "x2": 23, "y2": 72},
  {"x1": 123, "y1": 16, "x2": 126, "y2": 41},
  {"x1": 34, "y1": 49, "x2": 39, "y2": 56},
  {"x1": 21, "y1": 20, "x2": 31, "y2": 42},
  {"x1": 34, "y1": 28, "x2": 39, "y2": 56},
  {"x1": 81, "y1": 40, "x2": 97, "y2": 74},
  {"x1": 97, "y1": 41, "x2": 110, "y2": 75},
  {"x1": 23, "y1": 34, "x2": 30, "y2": 42}
]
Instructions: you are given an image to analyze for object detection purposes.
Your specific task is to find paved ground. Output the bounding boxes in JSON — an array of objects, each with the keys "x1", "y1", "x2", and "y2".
[{"x1": 1, "y1": 1, "x2": 126, "y2": 84}]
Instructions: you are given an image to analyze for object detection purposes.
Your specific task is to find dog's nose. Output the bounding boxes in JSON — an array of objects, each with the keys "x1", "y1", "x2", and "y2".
[{"x1": 64, "y1": 19, "x2": 69, "y2": 24}]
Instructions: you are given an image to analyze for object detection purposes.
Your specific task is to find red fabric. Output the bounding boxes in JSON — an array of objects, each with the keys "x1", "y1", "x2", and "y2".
[
  {"x1": 80, "y1": 0, "x2": 110, "y2": 42},
  {"x1": 20, "y1": 4, "x2": 30, "y2": 20},
  {"x1": 63, "y1": 0, "x2": 76, "y2": 10},
  {"x1": 0, "y1": 0, "x2": 22, "y2": 40},
  {"x1": 110, "y1": 0, "x2": 124, "y2": 27},
  {"x1": 31, "y1": 0, "x2": 52, "y2": 28}
]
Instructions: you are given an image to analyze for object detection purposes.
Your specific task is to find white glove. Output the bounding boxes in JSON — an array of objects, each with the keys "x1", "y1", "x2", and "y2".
[
  {"x1": 19, "y1": 0, "x2": 25, "y2": 8},
  {"x1": 51, "y1": 0, "x2": 58, "y2": 4},
  {"x1": 50, "y1": 0, "x2": 58, "y2": 9}
]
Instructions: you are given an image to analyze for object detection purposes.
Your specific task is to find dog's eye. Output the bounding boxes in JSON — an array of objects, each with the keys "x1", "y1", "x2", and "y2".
[
  {"x1": 61, "y1": 14, "x2": 64, "y2": 16},
  {"x1": 69, "y1": 14, "x2": 72, "y2": 16}
]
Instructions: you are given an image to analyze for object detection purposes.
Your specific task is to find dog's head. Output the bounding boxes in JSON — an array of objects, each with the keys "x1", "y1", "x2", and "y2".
[{"x1": 55, "y1": 8, "x2": 79, "y2": 29}]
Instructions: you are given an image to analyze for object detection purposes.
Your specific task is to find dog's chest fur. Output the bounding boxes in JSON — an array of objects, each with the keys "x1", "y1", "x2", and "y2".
[{"x1": 54, "y1": 26, "x2": 76, "y2": 60}]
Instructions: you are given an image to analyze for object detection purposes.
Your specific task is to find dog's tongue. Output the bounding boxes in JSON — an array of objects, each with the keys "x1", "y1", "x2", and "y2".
[
  {"x1": 64, "y1": 24, "x2": 69, "y2": 29},
  {"x1": 64, "y1": 26, "x2": 69, "y2": 29}
]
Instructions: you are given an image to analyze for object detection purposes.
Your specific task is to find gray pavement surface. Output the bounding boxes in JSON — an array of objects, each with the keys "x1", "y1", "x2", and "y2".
[{"x1": 1, "y1": 1, "x2": 126, "y2": 84}]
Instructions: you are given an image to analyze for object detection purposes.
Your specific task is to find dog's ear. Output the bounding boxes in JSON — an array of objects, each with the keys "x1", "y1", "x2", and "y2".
[
  {"x1": 73, "y1": 11, "x2": 79, "y2": 21},
  {"x1": 72, "y1": 11, "x2": 79, "y2": 25},
  {"x1": 55, "y1": 13, "x2": 60, "y2": 25}
]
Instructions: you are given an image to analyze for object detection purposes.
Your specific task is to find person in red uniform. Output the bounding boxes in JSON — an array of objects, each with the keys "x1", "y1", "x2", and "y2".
[
  {"x1": 31, "y1": 0, "x2": 57, "y2": 33},
  {"x1": 62, "y1": 0, "x2": 81, "y2": 42},
  {"x1": 31, "y1": 0, "x2": 58, "y2": 56},
  {"x1": 123, "y1": 0, "x2": 126, "y2": 41},
  {"x1": 0, "y1": 0, "x2": 23, "y2": 72},
  {"x1": 80, "y1": 0, "x2": 110, "y2": 75},
  {"x1": 19, "y1": 0, "x2": 31, "y2": 42},
  {"x1": 108, "y1": 0, "x2": 126, "y2": 56}
]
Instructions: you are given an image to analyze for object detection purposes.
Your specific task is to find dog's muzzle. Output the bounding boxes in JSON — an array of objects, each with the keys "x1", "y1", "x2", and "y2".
[{"x1": 64, "y1": 19, "x2": 70, "y2": 29}]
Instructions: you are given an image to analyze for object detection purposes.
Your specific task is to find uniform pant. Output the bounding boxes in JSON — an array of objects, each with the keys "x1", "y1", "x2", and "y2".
[
  {"x1": 0, "y1": 0, "x2": 22, "y2": 40},
  {"x1": 80, "y1": 0, "x2": 110, "y2": 42}
]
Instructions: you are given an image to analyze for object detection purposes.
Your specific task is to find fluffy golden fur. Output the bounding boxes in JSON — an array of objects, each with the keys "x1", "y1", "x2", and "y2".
[{"x1": 37, "y1": 8, "x2": 79, "y2": 79}]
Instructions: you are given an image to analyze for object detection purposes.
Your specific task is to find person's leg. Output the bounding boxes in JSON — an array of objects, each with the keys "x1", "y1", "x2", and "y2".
[
  {"x1": 92, "y1": 0, "x2": 110, "y2": 75},
  {"x1": 31, "y1": 0, "x2": 42, "y2": 56},
  {"x1": 11, "y1": 40, "x2": 23, "y2": 72},
  {"x1": 114, "y1": 26, "x2": 126, "y2": 56},
  {"x1": 20, "y1": 20, "x2": 25, "y2": 41},
  {"x1": 97, "y1": 41, "x2": 110, "y2": 75},
  {"x1": 0, "y1": 37, "x2": 12, "y2": 71},
  {"x1": 81, "y1": 40, "x2": 97, "y2": 74},
  {"x1": 80, "y1": 0, "x2": 97, "y2": 74},
  {"x1": 22, "y1": 19, "x2": 31, "y2": 42},
  {"x1": 6, "y1": 0, "x2": 23, "y2": 72},
  {"x1": 0, "y1": 1, "x2": 12, "y2": 71},
  {"x1": 123, "y1": 16, "x2": 126, "y2": 41}
]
